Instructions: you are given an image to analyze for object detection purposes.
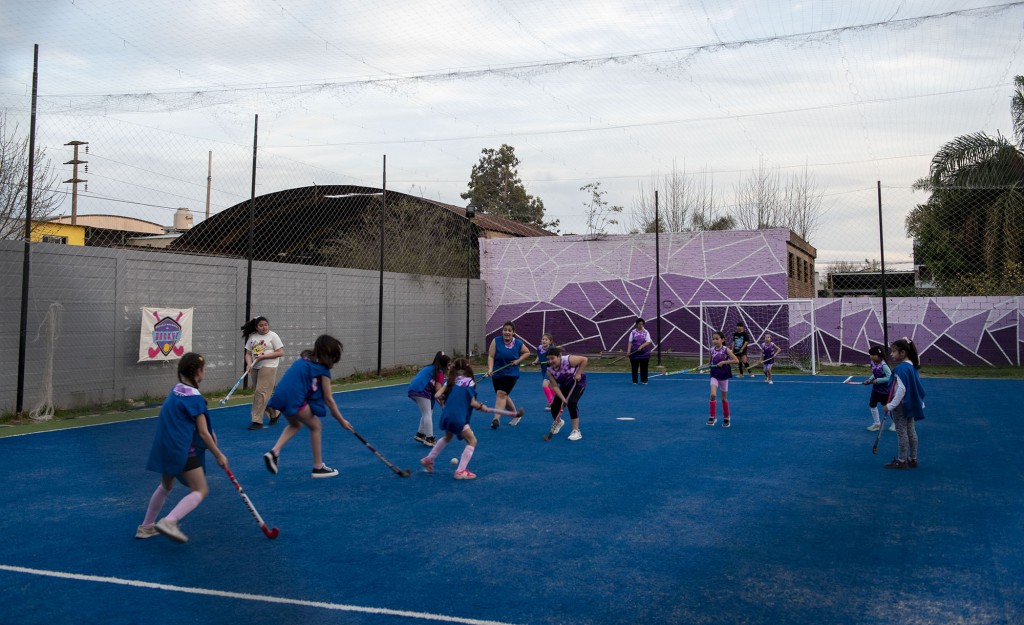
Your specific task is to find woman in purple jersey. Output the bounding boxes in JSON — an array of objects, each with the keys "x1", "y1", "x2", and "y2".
[
  {"x1": 545, "y1": 346, "x2": 589, "y2": 441},
  {"x1": 707, "y1": 331, "x2": 739, "y2": 428},
  {"x1": 627, "y1": 318, "x2": 654, "y2": 384}
]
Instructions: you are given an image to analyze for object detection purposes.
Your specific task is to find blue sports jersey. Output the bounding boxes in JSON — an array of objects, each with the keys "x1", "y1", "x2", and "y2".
[
  {"x1": 408, "y1": 365, "x2": 442, "y2": 404},
  {"x1": 439, "y1": 376, "x2": 477, "y2": 436},
  {"x1": 146, "y1": 383, "x2": 211, "y2": 477},
  {"x1": 492, "y1": 338, "x2": 524, "y2": 378},
  {"x1": 537, "y1": 344, "x2": 550, "y2": 378},
  {"x1": 268, "y1": 357, "x2": 331, "y2": 417}
]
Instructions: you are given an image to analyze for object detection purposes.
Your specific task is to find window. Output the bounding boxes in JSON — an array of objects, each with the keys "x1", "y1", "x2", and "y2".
[
  {"x1": 788, "y1": 253, "x2": 794, "y2": 278},
  {"x1": 796, "y1": 256, "x2": 802, "y2": 281},
  {"x1": 803, "y1": 259, "x2": 810, "y2": 283},
  {"x1": 41, "y1": 235, "x2": 68, "y2": 244}
]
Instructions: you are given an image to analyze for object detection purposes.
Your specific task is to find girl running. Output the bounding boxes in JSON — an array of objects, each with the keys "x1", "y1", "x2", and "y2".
[
  {"x1": 241, "y1": 316, "x2": 285, "y2": 430},
  {"x1": 531, "y1": 333, "x2": 556, "y2": 410},
  {"x1": 420, "y1": 358, "x2": 489, "y2": 480},
  {"x1": 408, "y1": 351, "x2": 451, "y2": 447},
  {"x1": 486, "y1": 320, "x2": 531, "y2": 429},
  {"x1": 138, "y1": 353, "x2": 227, "y2": 544},
  {"x1": 545, "y1": 346, "x2": 588, "y2": 441},
  {"x1": 707, "y1": 331, "x2": 740, "y2": 428},
  {"x1": 760, "y1": 333, "x2": 778, "y2": 384},
  {"x1": 862, "y1": 345, "x2": 895, "y2": 432},
  {"x1": 263, "y1": 335, "x2": 353, "y2": 479},
  {"x1": 884, "y1": 338, "x2": 926, "y2": 469},
  {"x1": 627, "y1": 318, "x2": 654, "y2": 384}
]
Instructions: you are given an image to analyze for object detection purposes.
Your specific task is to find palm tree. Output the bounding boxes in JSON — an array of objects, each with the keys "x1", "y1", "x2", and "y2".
[{"x1": 907, "y1": 76, "x2": 1024, "y2": 294}]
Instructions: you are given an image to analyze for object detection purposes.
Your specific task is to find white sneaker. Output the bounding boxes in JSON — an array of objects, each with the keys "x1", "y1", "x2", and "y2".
[
  {"x1": 888, "y1": 423, "x2": 897, "y2": 432},
  {"x1": 312, "y1": 464, "x2": 339, "y2": 478},
  {"x1": 155, "y1": 518, "x2": 188, "y2": 543},
  {"x1": 551, "y1": 417, "x2": 565, "y2": 435},
  {"x1": 867, "y1": 423, "x2": 881, "y2": 432},
  {"x1": 568, "y1": 429, "x2": 582, "y2": 441},
  {"x1": 135, "y1": 524, "x2": 159, "y2": 539}
]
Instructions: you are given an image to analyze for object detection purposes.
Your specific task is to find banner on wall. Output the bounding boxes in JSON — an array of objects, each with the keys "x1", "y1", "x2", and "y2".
[{"x1": 139, "y1": 307, "x2": 194, "y2": 362}]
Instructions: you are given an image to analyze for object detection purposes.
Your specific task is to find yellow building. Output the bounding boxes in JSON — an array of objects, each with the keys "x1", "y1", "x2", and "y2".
[{"x1": 30, "y1": 221, "x2": 86, "y2": 246}]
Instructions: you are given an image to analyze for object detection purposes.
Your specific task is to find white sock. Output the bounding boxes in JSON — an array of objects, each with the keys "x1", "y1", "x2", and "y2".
[
  {"x1": 166, "y1": 490, "x2": 204, "y2": 522},
  {"x1": 870, "y1": 407, "x2": 880, "y2": 424},
  {"x1": 142, "y1": 484, "x2": 171, "y2": 526},
  {"x1": 457, "y1": 445, "x2": 475, "y2": 472},
  {"x1": 426, "y1": 437, "x2": 448, "y2": 461}
]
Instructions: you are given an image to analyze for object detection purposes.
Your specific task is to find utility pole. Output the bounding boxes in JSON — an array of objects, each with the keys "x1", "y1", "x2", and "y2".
[
  {"x1": 63, "y1": 140, "x2": 88, "y2": 225},
  {"x1": 205, "y1": 151, "x2": 212, "y2": 220}
]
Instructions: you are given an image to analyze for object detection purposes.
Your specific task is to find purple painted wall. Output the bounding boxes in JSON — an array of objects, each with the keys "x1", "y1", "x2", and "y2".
[{"x1": 481, "y1": 231, "x2": 1023, "y2": 366}]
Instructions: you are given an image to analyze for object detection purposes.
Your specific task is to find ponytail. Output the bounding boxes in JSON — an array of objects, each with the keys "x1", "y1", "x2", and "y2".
[{"x1": 891, "y1": 338, "x2": 920, "y2": 369}]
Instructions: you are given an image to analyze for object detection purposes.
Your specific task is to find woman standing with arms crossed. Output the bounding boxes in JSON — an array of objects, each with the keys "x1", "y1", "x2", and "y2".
[
  {"x1": 487, "y1": 320, "x2": 531, "y2": 429},
  {"x1": 241, "y1": 316, "x2": 285, "y2": 430}
]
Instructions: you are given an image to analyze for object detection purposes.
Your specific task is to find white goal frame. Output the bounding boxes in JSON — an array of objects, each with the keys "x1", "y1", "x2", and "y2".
[{"x1": 698, "y1": 299, "x2": 817, "y2": 375}]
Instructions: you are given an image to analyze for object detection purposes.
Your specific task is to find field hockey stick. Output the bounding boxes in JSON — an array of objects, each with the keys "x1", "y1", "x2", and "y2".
[
  {"x1": 544, "y1": 380, "x2": 577, "y2": 441},
  {"x1": 872, "y1": 411, "x2": 888, "y2": 455},
  {"x1": 219, "y1": 362, "x2": 256, "y2": 406},
  {"x1": 349, "y1": 428, "x2": 412, "y2": 477},
  {"x1": 649, "y1": 363, "x2": 711, "y2": 379},
  {"x1": 475, "y1": 360, "x2": 519, "y2": 378},
  {"x1": 842, "y1": 376, "x2": 862, "y2": 385},
  {"x1": 224, "y1": 466, "x2": 279, "y2": 539},
  {"x1": 483, "y1": 406, "x2": 524, "y2": 418}
]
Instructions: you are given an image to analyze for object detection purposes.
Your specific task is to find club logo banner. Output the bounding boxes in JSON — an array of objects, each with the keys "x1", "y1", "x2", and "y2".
[{"x1": 139, "y1": 307, "x2": 194, "y2": 362}]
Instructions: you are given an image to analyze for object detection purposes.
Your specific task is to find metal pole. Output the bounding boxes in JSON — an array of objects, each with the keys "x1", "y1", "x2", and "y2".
[
  {"x1": 377, "y1": 155, "x2": 386, "y2": 376},
  {"x1": 655, "y1": 190, "x2": 662, "y2": 365},
  {"x1": 16, "y1": 44, "x2": 39, "y2": 416},
  {"x1": 243, "y1": 115, "x2": 257, "y2": 388},
  {"x1": 205, "y1": 150, "x2": 212, "y2": 220},
  {"x1": 877, "y1": 181, "x2": 889, "y2": 349},
  {"x1": 465, "y1": 209, "x2": 475, "y2": 357}
]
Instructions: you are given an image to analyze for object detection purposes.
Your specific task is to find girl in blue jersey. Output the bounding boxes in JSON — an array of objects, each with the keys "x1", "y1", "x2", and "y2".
[
  {"x1": 884, "y1": 338, "x2": 926, "y2": 469},
  {"x1": 545, "y1": 346, "x2": 589, "y2": 440},
  {"x1": 408, "y1": 351, "x2": 451, "y2": 447},
  {"x1": 531, "y1": 333, "x2": 556, "y2": 410},
  {"x1": 263, "y1": 335, "x2": 353, "y2": 479},
  {"x1": 627, "y1": 318, "x2": 654, "y2": 384},
  {"x1": 420, "y1": 358, "x2": 492, "y2": 480},
  {"x1": 707, "y1": 331, "x2": 740, "y2": 428},
  {"x1": 862, "y1": 345, "x2": 894, "y2": 432},
  {"x1": 759, "y1": 334, "x2": 778, "y2": 384},
  {"x1": 486, "y1": 320, "x2": 531, "y2": 429},
  {"x1": 137, "y1": 353, "x2": 227, "y2": 544}
]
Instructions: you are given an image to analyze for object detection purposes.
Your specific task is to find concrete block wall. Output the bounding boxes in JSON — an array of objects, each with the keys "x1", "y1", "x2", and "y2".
[{"x1": 0, "y1": 241, "x2": 485, "y2": 412}]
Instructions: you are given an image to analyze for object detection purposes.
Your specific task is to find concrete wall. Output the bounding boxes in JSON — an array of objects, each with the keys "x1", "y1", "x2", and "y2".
[
  {"x1": 1, "y1": 240, "x2": 485, "y2": 412},
  {"x1": 480, "y1": 232, "x2": 1023, "y2": 366}
]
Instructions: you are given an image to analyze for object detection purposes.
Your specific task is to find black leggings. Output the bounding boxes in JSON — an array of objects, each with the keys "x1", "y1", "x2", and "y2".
[
  {"x1": 630, "y1": 358, "x2": 649, "y2": 383},
  {"x1": 551, "y1": 385, "x2": 585, "y2": 421}
]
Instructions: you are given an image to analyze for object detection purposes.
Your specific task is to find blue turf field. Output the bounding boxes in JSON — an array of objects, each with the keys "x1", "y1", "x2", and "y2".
[{"x1": 1, "y1": 372, "x2": 1022, "y2": 625}]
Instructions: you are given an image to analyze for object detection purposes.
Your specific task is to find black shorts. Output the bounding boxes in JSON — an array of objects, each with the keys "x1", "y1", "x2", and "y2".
[
  {"x1": 183, "y1": 453, "x2": 202, "y2": 472},
  {"x1": 492, "y1": 376, "x2": 518, "y2": 395}
]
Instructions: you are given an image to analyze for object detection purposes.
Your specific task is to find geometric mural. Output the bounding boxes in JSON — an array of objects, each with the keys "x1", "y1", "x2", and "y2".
[{"x1": 481, "y1": 231, "x2": 1023, "y2": 367}]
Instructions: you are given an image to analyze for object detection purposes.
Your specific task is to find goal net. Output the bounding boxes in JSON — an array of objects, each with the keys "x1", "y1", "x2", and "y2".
[{"x1": 698, "y1": 300, "x2": 817, "y2": 375}]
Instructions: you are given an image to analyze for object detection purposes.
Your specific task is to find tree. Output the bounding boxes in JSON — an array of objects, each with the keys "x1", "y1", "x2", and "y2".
[
  {"x1": 580, "y1": 182, "x2": 623, "y2": 240},
  {"x1": 632, "y1": 163, "x2": 733, "y2": 232},
  {"x1": 734, "y1": 158, "x2": 825, "y2": 239},
  {"x1": 907, "y1": 75, "x2": 1024, "y2": 295},
  {"x1": 461, "y1": 144, "x2": 557, "y2": 230},
  {"x1": 0, "y1": 112, "x2": 63, "y2": 240}
]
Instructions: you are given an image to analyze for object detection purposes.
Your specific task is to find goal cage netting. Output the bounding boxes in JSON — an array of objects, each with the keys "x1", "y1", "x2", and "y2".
[{"x1": 698, "y1": 300, "x2": 817, "y2": 375}]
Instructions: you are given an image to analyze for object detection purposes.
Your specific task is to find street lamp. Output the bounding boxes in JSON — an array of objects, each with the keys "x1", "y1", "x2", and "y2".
[{"x1": 465, "y1": 207, "x2": 476, "y2": 357}]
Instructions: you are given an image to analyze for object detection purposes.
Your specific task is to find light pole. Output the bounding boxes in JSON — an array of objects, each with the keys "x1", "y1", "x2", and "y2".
[{"x1": 465, "y1": 207, "x2": 476, "y2": 357}]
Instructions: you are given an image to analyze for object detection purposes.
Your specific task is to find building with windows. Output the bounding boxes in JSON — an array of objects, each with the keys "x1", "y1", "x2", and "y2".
[{"x1": 786, "y1": 232, "x2": 817, "y2": 298}]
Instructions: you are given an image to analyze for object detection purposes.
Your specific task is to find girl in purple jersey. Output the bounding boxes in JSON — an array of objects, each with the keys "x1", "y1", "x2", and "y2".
[
  {"x1": 420, "y1": 358, "x2": 491, "y2": 479},
  {"x1": 862, "y1": 345, "x2": 895, "y2": 432},
  {"x1": 531, "y1": 333, "x2": 556, "y2": 410},
  {"x1": 138, "y1": 353, "x2": 228, "y2": 544},
  {"x1": 760, "y1": 334, "x2": 778, "y2": 384},
  {"x1": 707, "y1": 331, "x2": 740, "y2": 428},
  {"x1": 545, "y1": 346, "x2": 588, "y2": 441}
]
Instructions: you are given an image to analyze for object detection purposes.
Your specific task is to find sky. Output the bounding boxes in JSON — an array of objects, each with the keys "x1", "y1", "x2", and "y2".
[{"x1": 2, "y1": 0, "x2": 1023, "y2": 267}]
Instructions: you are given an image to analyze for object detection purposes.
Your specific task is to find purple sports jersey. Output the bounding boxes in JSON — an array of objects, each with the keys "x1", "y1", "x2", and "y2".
[{"x1": 710, "y1": 345, "x2": 732, "y2": 380}]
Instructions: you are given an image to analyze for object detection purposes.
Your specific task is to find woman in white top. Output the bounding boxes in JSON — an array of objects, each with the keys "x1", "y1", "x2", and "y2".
[{"x1": 241, "y1": 316, "x2": 285, "y2": 430}]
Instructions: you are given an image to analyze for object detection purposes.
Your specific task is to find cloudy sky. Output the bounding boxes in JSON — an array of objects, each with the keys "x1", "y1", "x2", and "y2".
[{"x1": 2, "y1": 0, "x2": 1022, "y2": 266}]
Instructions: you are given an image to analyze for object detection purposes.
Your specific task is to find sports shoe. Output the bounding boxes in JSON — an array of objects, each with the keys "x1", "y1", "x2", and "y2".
[
  {"x1": 707, "y1": 416, "x2": 717, "y2": 427},
  {"x1": 414, "y1": 432, "x2": 429, "y2": 446},
  {"x1": 568, "y1": 429, "x2": 582, "y2": 441},
  {"x1": 888, "y1": 423, "x2": 897, "y2": 432},
  {"x1": 263, "y1": 450, "x2": 279, "y2": 474},
  {"x1": 155, "y1": 518, "x2": 188, "y2": 544},
  {"x1": 723, "y1": 418, "x2": 731, "y2": 428},
  {"x1": 420, "y1": 457, "x2": 434, "y2": 473},
  {"x1": 544, "y1": 404, "x2": 551, "y2": 411},
  {"x1": 767, "y1": 379, "x2": 773, "y2": 385},
  {"x1": 268, "y1": 414, "x2": 280, "y2": 426},
  {"x1": 867, "y1": 423, "x2": 881, "y2": 432},
  {"x1": 749, "y1": 374, "x2": 756, "y2": 378},
  {"x1": 424, "y1": 435, "x2": 437, "y2": 447},
  {"x1": 248, "y1": 422, "x2": 263, "y2": 430},
  {"x1": 311, "y1": 464, "x2": 339, "y2": 478},
  {"x1": 135, "y1": 524, "x2": 159, "y2": 539},
  {"x1": 908, "y1": 459, "x2": 919, "y2": 468},
  {"x1": 490, "y1": 417, "x2": 500, "y2": 429},
  {"x1": 551, "y1": 417, "x2": 565, "y2": 435},
  {"x1": 884, "y1": 458, "x2": 909, "y2": 470},
  {"x1": 454, "y1": 469, "x2": 477, "y2": 480}
]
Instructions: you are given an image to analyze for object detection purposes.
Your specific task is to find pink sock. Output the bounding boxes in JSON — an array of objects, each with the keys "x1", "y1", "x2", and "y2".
[
  {"x1": 723, "y1": 401, "x2": 730, "y2": 418},
  {"x1": 543, "y1": 387, "x2": 555, "y2": 403},
  {"x1": 457, "y1": 445, "x2": 475, "y2": 472},
  {"x1": 709, "y1": 400, "x2": 716, "y2": 417},
  {"x1": 426, "y1": 437, "x2": 448, "y2": 461},
  {"x1": 142, "y1": 484, "x2": 171, "y2": 526},
  {"x1": 166, "y1": 491, "x2": 204, "y2": 522}
]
